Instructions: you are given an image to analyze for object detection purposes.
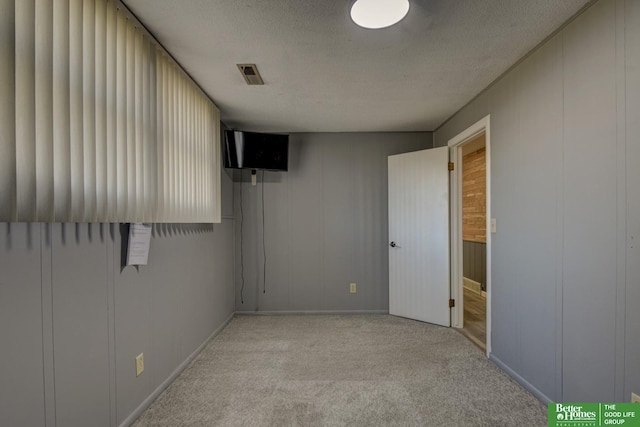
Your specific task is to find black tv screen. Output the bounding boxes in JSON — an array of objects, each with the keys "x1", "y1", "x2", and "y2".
[{"x1": 224, "y1": 130, "x2": 289, "y2": 171}]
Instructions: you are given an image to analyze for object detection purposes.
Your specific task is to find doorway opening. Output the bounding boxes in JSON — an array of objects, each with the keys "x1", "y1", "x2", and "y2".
[
  {"x1": 448, "y1": 115, "x2": 491, "y2": 357},
  {"x1": 459, "y1": 134, "x2": 486, "y2": 350}
]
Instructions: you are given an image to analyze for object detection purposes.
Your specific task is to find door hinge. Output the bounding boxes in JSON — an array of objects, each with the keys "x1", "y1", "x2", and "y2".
[
  {"x1": 448, "y1": 162, "x2": 454, "y2": 171},
  {"x1": 449, "y1": 298, "x2": 455, "y2": 308}
]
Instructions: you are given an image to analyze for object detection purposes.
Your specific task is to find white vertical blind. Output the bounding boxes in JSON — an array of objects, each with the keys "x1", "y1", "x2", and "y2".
[
  {"x1": 95, "y1": 0, "x2": 107, "y2": 219},
  {"x1": 83, "y1": 0, "x2": 96, "y2": 221},
  {"x1": 15, "y1": 0, "x2": 36, "y2": 220},
  {"x1": 125, "y1": 17, "x2": 135, "y2": 219},
  {"x1": 53, "y1": 0, "x2": 71, "y2": 220},
  {"x1": 115, "y1": 7, "x2": 127, "y2": 220},
  {"x1": 105, "y1": 0, "x2": 116, "y2": 221},
  {"x1": 35, "y1": 0, "x2": 54, "y2": 221},
  {"x1": 69, "y1": 0, "x2": 84, "y2": 220},
  {"x1": 0, "y1": 0, "x2": 221, "y2": 223}
]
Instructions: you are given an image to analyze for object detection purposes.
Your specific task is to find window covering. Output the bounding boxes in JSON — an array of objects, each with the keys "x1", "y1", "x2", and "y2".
[{"x1": 0, "y1": 0, "x2": 221, "y2": 223}]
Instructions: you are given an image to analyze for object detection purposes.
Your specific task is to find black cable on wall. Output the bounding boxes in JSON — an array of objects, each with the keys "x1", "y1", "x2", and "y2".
[
  {"x1": 239, "y1": 173, "x2": 245, "y2": 304},
  {"x1": 262, "y1": 170, "x2": 267, "y2": 294}
]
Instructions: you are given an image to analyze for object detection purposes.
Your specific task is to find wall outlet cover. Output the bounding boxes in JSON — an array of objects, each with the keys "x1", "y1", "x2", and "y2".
[
  {"x1": 632, "y1": 392, "x2": 640, "y2": 403},
  {"x1": 136, "y1": 353, "x2": 144, "y2": 377}
]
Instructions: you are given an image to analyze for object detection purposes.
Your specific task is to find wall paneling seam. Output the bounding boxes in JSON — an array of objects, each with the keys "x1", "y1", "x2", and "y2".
[{"x1": 614, "y1": 0, "x2": 627, "y2": 403}]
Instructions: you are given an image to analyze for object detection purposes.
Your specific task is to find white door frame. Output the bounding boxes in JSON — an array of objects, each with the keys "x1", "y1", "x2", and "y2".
[{"x1": 447, "y1": 115, "x2": 492, "y2": 357}]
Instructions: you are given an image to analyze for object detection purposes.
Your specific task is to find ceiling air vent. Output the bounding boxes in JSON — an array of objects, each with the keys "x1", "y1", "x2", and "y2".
[{"x1": 237, "y1": 63, "x2": 264, "y2": 85}]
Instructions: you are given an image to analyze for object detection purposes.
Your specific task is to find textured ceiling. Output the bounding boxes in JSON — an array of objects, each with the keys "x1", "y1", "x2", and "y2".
[{"x1": 123, "y1": 0, "x2": 591, "y2": 132}]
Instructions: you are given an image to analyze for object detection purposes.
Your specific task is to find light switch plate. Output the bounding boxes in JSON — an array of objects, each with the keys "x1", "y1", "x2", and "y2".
[
  {"x1": 491, "y1": 218, "x2": 497, "y2": 233},
  {"x1": 350, "y1": 283, "x2": 357, "y2": 294}
]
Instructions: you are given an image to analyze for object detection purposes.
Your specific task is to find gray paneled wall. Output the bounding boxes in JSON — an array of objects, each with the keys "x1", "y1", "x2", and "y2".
[
  {"x1": 625, "y1": 0, "x2": 640, "y2": 409},
  {"x1": 234, "y1": 132, "x2": 432, "y2": 312},
  {"x1": 114, "y1": 222, "x2": 235, "y2": 424},
  {"x1": 561, "y1": 0, "x2": 617, "y2": 402},
  {"x1": 0, "y1": 224, "x2": 46, "y2": 427},
  {"x1": 435, "y1": 0, "x2": 639, "y2": 404},
  {"x1": 463, "y1": 240, "x2": 486, "y2": 291},
  {"x1": 0, "y1": 172, "x2": 235, "y2": 426},
  {"x1": 52, "y1": 225, "x2": 111, "y2": 426}
]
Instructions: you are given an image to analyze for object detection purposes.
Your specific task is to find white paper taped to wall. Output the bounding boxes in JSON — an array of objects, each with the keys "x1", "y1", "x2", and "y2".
[{"x1": 127, "y1": 223, "x2": 152, "y2": 266}]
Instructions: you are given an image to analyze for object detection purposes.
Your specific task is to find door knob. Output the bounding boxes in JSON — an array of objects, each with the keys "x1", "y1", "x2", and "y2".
[{"x1": 390, "y1": 241, "x2": 401, "y2": 248}]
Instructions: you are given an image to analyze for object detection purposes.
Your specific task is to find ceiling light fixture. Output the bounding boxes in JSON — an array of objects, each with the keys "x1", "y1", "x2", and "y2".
[{"x1": 350, "y1": 0, "x2": 410, "y2": 29}]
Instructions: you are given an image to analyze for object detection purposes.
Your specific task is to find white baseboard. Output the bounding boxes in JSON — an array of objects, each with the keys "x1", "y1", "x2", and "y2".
[
  {"x1": 235, "y1": 310, "x2": 388, "y2": 315},
  {"x1": 490, "y1": 354, "x2": 553, "y2": 404},
  {"x1": 463, "y1": 277, "x2": 486, "y2": 298}
]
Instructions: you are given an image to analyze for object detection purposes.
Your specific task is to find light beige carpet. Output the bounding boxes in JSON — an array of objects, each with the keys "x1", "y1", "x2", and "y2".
[{"x1": 133, "y1": 314, "x2": 547, "y2": 426}]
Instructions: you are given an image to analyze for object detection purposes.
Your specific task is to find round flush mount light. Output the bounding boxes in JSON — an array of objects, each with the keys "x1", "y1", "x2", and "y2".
[{"x1": 350, "y1": 0, "x2": 410, "y2": 29}]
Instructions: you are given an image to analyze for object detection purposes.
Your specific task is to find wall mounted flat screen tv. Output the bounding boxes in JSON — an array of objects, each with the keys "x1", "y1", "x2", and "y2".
[{"x1": 224, "y1": 130, "x2": 289, "y2": 171}]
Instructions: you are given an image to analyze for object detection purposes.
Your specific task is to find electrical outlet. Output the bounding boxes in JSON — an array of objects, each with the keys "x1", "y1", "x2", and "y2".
[
  {"x1": 135, "y1": 353, "x2": 144, "y2": 377},
  {"x1": 632, "y1": 392, "x2": 640, "y2": 403},
  {"x1": 350, "y1": 283, "x2": 357, "y2": 294}
]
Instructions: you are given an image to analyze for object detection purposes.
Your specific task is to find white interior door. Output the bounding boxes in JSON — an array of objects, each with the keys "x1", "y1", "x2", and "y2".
[{"x1": 388, "y1": 147, "x2": 450, "y2": 326}]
